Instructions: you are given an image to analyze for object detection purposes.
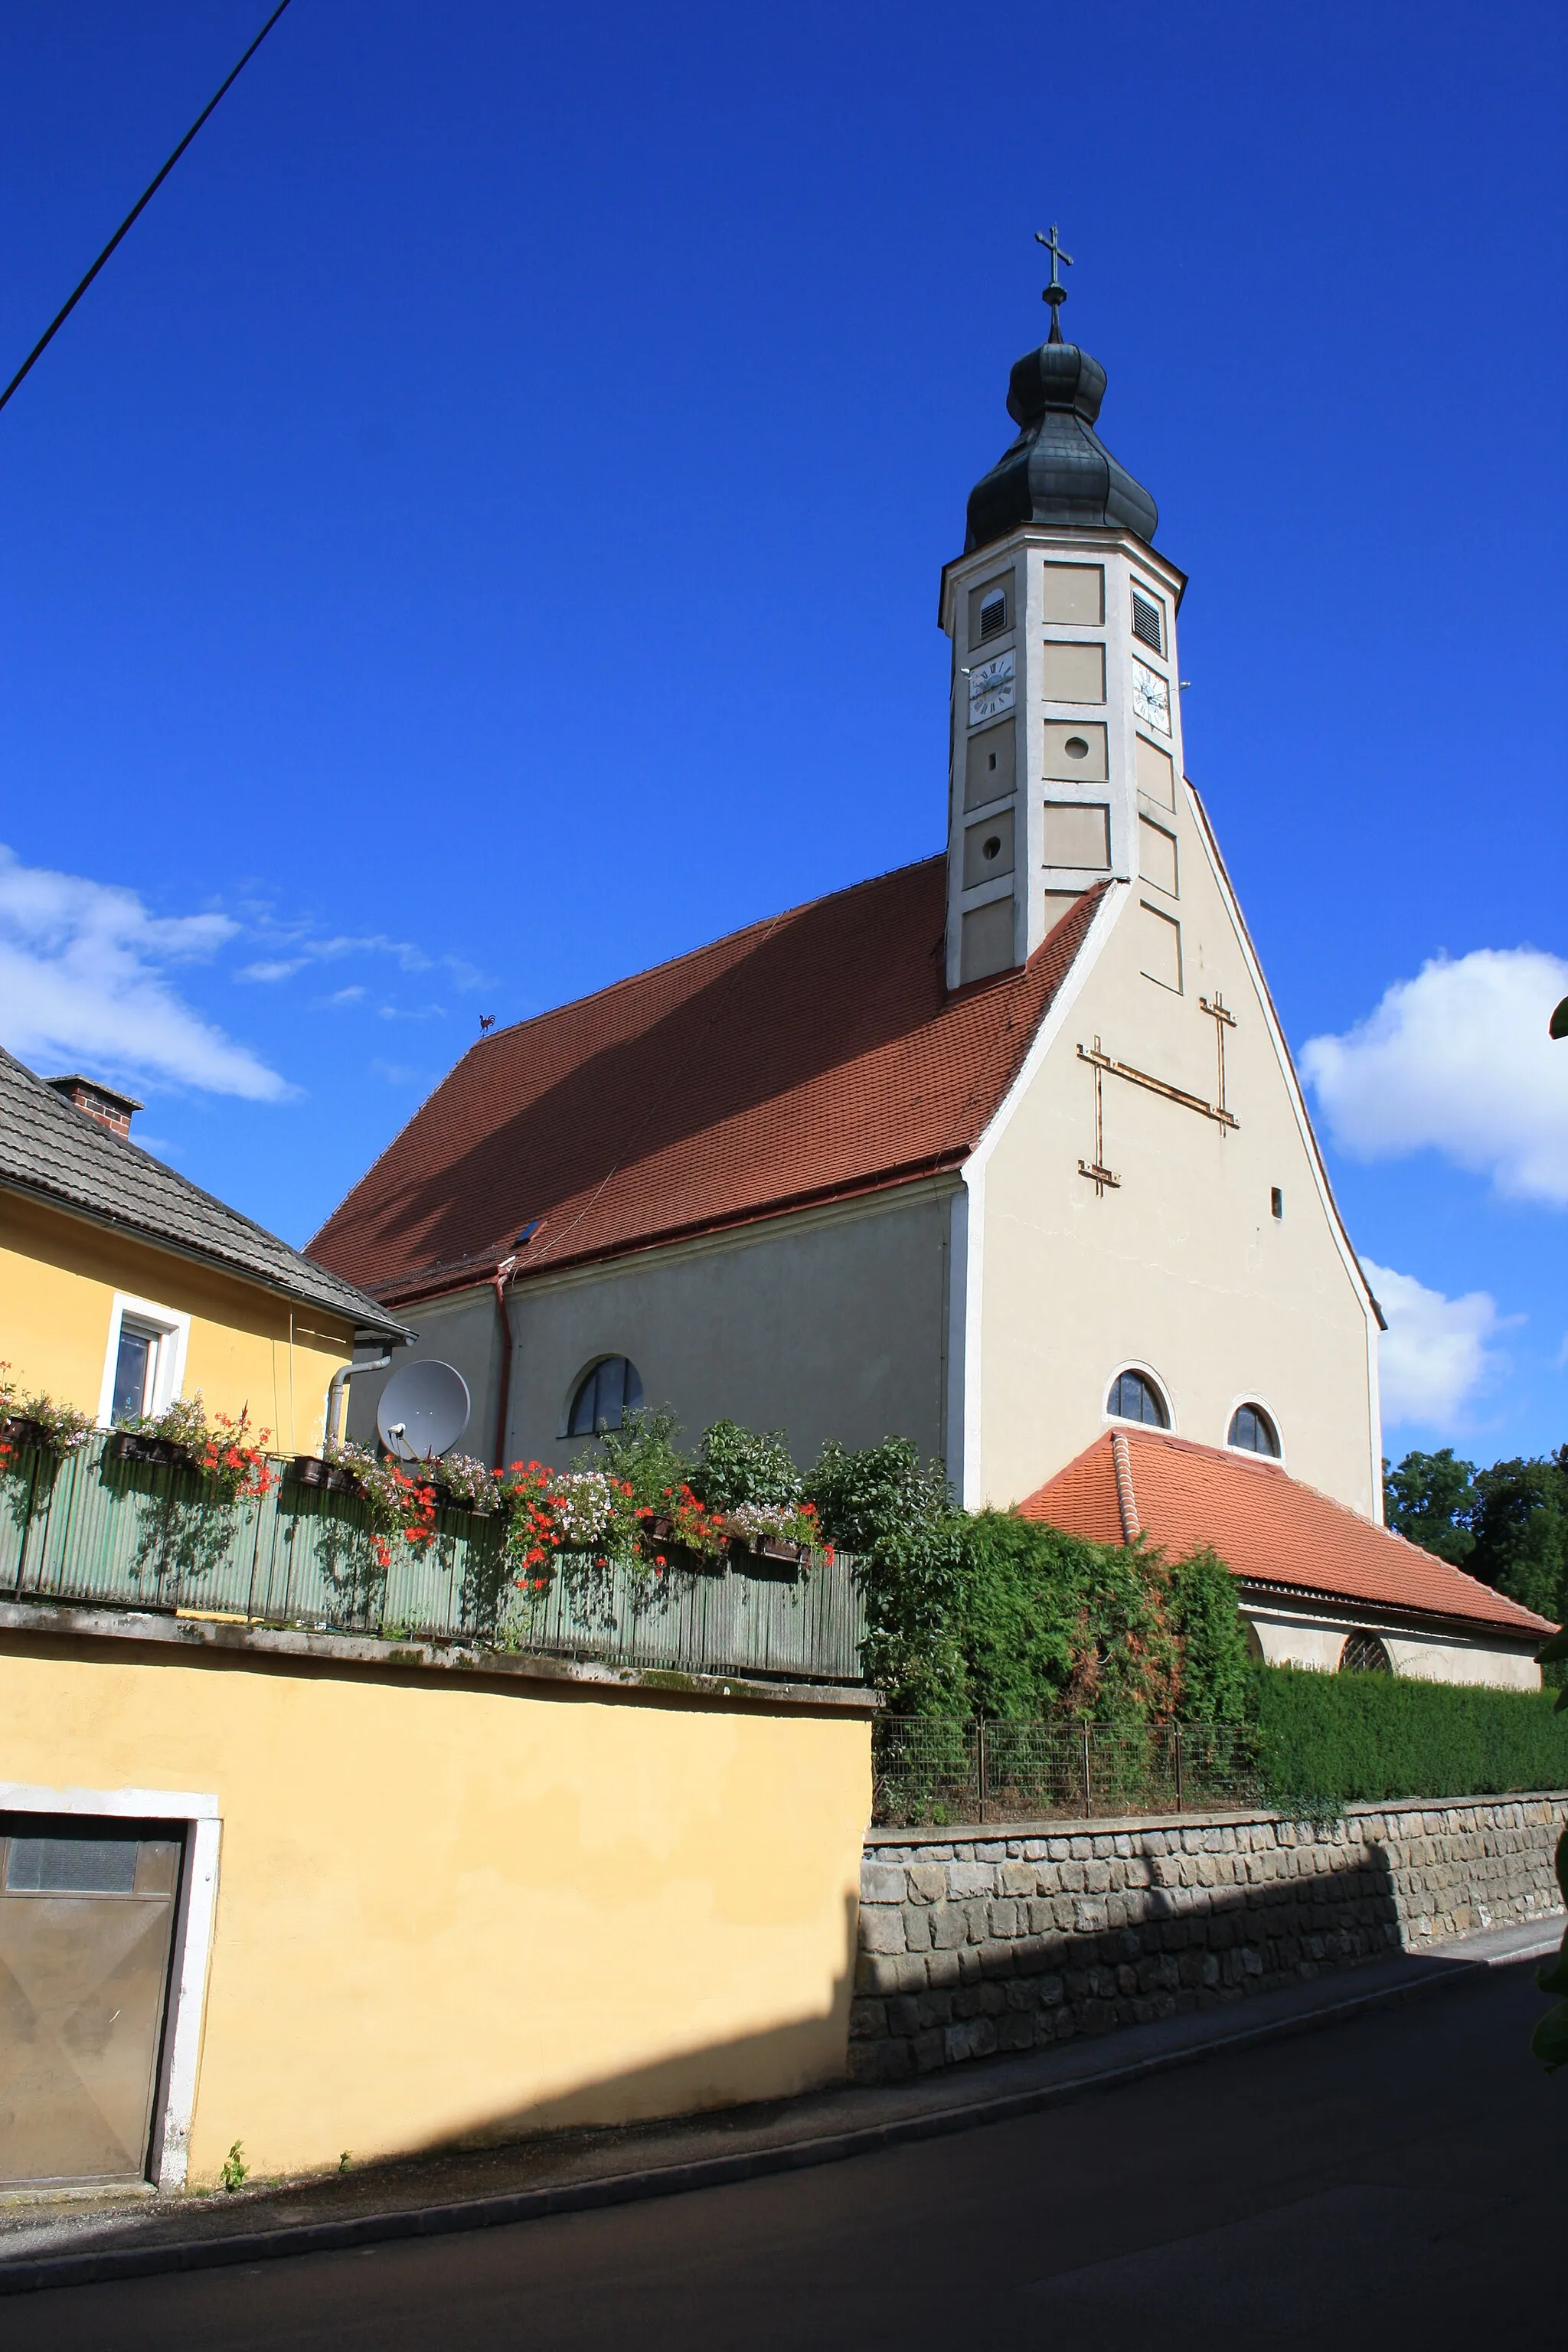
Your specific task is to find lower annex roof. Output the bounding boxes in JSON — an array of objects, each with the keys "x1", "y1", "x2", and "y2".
[{"x1": 1020, "y1": 1426, "x2": 1554, "y2": 1643}]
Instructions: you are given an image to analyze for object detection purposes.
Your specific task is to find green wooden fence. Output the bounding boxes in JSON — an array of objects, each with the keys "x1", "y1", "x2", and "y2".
[{"x1": 0, "y1": 1436, "x2": 867, "y2": 1686}]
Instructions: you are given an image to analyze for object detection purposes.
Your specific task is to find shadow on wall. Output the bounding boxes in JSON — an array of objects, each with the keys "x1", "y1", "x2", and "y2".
[
  {"x1": 168, "y1": 1892, "x2": 864, "y2": 2196},
  {"x1": 431, "y1": 1890, "x2": 864, "y2": 2150}
]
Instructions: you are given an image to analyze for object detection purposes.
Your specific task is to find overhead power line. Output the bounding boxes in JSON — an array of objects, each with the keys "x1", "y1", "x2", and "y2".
[{"x1": 0, "y1": 0, "x2": 296, "y2": 419}]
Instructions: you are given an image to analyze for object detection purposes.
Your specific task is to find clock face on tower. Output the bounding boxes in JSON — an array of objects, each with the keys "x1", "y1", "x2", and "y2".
[
  {"x1": 1132, "y1": 659, "x2": 1171, "y2": 735},
  {"x1": 968, "y1": 650, "x2": 1016, "y2": 727}
]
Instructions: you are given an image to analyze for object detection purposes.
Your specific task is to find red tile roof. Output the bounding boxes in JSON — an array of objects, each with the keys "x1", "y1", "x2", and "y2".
[
  {"x1": 309, "y1": 861, "x2": 1106, "y2": 1305},
  {"x1": 1019, "y1": 1427, "x2": 1556, "y2": 1639}
]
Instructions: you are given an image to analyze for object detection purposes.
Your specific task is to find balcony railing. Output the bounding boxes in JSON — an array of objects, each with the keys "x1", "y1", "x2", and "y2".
[
  {"x1": 872, "y1": 1716, "x2": 1262, "y2": 1827},
  {"x1": 0, "y1": 1435, "x2": 868, "y2": 1688}
]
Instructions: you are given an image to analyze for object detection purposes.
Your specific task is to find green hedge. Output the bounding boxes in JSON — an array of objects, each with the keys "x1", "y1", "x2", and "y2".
[{"x1": 1255, "y1": 1663, "x2": 1568, "y2": 1808}]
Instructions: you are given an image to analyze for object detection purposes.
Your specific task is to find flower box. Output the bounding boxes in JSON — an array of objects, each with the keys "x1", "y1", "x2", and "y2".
[
  {"x1": 0, "y1": 1416, "x2": 52, "y2": 1454},
  {"x1": 750, "y1": 1534, "x2": 808, "y2": 1566},
  {"x1": 291, "y1": 1455, "x2": 365, "y2": 1498},
  {"x1": 112, "y1": 1431, "x2": 194, "y2": 1470}
]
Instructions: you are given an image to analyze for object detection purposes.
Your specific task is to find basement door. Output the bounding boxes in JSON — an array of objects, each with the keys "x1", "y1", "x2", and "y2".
[{"x1": 0, "y1": 1819, "x2": 182, "y2": 2188}]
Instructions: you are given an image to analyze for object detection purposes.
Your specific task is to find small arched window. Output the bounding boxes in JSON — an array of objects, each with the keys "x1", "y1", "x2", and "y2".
[
  {"x1": 1228, "y1": 1403, "x2": 1280, "y2": 1457},
  {"x1": 1339, "y1": 1630, "x2": 1391, "y2": 1675},
  {"x1": 1106, "y1": 1369, "x2": 1169, "y2": 1427},
  {"x1": 567, "y1": 1356, "x2": 644, "y2": 1437}
]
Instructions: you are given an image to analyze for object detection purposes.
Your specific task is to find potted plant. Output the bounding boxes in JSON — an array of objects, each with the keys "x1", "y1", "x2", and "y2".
[
  {"x1": 114, "y1": 1395, "x2": 274, "y2": 1500},
  {"x1": 0, "y1": 1364, "x2": 93, "y2": 1464},
  {"x1": 725, "y1": 1497, "x2": 830, "y2": 1566}
]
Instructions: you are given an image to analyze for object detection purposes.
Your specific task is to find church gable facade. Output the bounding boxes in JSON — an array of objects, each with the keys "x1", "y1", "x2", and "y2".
[
  {"x1": 960, "y1": 780, "x2": 1382, "y2": 1521},
  {"x1": 308, "y1": 270, "x2": 1540, "y2": 1684}
]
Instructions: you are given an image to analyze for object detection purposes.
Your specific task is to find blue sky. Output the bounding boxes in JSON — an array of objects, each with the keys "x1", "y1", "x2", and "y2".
[{"x1": 1, "y1": 1, "x2": 1564, "y2": 1463}]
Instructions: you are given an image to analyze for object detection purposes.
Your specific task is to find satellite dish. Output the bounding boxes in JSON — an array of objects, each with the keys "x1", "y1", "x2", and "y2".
[{"x1": 377, "y1": 1360, "x2": 471, "y2": 1462}]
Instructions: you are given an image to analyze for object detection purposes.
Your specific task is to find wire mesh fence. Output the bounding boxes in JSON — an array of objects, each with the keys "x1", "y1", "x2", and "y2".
[{"x1": 872, "y1": 1716, "x2": 1263, "y2": 1826}]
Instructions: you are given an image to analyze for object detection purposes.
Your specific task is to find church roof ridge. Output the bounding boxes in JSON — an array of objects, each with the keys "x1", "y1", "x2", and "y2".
[{"x1": 469, "y1": 853, "x2": 950, "y2": 1054}]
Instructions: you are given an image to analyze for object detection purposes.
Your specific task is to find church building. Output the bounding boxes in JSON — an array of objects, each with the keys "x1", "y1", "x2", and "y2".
[{"x1": 309, "y1": 257, "x2": 1550, "y2": 1689}]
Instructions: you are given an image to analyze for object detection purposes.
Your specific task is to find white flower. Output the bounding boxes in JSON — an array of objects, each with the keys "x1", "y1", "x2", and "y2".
[{"x1": 551, "y1": 1470, "x2": 622, "y2": 1546}]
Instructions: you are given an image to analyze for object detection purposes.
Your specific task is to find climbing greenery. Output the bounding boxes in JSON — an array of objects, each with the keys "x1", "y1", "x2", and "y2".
[{"x1": 802, "y1": 1436, "x2": 1253, "y2": 1723}]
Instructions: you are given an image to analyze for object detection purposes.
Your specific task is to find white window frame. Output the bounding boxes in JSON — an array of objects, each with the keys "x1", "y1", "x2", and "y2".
[
  {"x1": 1102, "y1": 1361, "x2": 1176, "y2": 1434},
  {"x1": 0, "y1": 1779, "x2": 220, "y2": 2190},
  {"x1": 97, "y1": 1292, "x2": 191, "y2": 1429},
  {"x1": 1224, "y1": 1394, "x2": 1285, "y2": 1466}
]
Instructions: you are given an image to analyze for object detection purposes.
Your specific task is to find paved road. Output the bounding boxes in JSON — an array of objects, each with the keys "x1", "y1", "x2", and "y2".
[{"x1": 11, "y1": 1961, "x2": 1560, "y2": 2350}]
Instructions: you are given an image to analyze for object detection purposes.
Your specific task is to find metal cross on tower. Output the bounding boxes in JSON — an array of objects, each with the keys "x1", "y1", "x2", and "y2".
[{"x1": 1035, "y1": 223, "x2": 1073, "y2": 341}]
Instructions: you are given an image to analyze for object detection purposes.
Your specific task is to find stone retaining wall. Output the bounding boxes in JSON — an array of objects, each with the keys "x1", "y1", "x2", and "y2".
[{"x1": 850, "y1": 1793, "x2": 1566, "y2": 2083}]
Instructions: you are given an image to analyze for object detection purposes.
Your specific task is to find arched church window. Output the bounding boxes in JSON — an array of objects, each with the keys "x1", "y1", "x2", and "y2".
[
  {"x1": 567, "y1": 1356, "x2": 644, "y2": 1438},
  {"x1": 1228, "y1": 1403, "x2": 1280, "y2": 1457},
  {"x1": 1106, "y1": 1369, "x2": 1168, "y2": 1428},
  {"x1": 1339, "y1": 1630, "x2": 1391, "y2": 1675}
]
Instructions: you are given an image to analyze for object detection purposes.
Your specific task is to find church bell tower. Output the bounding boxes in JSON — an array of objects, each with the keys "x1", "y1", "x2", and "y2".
[{"x1": 941, "y1": 230, "x2": 1188, "y2": 990}]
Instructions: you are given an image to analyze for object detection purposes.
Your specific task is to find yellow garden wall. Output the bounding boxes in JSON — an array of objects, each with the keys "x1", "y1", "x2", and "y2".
[
  {"x1": 0, "y1": 1191, "x2": 353, "y2": 1452},
  {"x1": 0, "y1": 1629, "x2": 871, "y2": 2183}
]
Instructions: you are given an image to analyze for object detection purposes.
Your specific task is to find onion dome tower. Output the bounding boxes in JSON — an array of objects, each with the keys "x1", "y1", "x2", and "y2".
[{"x1": 939, "y1": 230, "x2": 1187, "y2": 989}]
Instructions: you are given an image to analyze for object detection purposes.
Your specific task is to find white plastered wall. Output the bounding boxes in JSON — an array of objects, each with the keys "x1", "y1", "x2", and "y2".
[
  {"x1": 964, "y1": 779, "x2": 1381, "y2": 1518},
  {"x1": 1245, "y1": 1606, "x2": 1542, "y2": 1693}
]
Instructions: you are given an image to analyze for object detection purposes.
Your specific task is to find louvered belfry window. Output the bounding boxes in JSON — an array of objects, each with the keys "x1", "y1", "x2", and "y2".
[
  {"x1": 979, "y1": 590, "x2": 1008, "y2": 641},
  {"x1": 1131, "y1": 589, "x2": 1164, "y2": 655}
]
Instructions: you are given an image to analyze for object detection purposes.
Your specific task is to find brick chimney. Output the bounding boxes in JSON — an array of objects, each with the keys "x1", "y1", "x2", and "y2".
[{"x1": 47, "y1": 1073, "x2": 143, "y2": 1139}]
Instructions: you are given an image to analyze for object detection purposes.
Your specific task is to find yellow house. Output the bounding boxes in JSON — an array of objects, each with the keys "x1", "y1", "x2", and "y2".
[
  {"x1": 0, "y1": 1049, "x2": 408, "y2": 1453},
  {"x1": 0, "y1": 1047, "x2": 872, "y2": 2199}
]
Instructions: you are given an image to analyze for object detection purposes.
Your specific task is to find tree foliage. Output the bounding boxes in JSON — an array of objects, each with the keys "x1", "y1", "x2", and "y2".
[
  {"x1": 1385, "y1": 1442, "x2": 1568, "y2": 1649},
  {"x1": 1383, "y1": 1448, "x2": 1478, "y2": 1565},
  {"x1": 1470, "y1": 1451, "x2": 1568, "y2": 1626}
]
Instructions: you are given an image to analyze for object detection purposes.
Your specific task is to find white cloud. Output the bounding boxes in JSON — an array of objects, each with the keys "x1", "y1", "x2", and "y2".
[
  {"x1": 236, "y1": 903, "x2": 485, "y2": 992},
  {"x1": 1301, "y1": 947, "x2": 1568, "y2": 1206},
  {"x1": 1364, "y1": 1257, "x2": 1504, "y2": 1429},
  {"x1": 237, "y1": 959, "x2": 305, "y2": 984},
  {"x1": 0, "y1": 845, "x2": 287, "y2": 1101}
]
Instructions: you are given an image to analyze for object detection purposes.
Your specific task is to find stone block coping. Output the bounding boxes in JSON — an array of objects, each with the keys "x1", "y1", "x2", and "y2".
[{"x1": 863, "y1": 1792, "x2": 1568, "y2": 1845}]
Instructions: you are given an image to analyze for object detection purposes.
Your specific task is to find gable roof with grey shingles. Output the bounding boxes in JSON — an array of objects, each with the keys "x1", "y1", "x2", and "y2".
[{"x1": 0, "y1": 1049, "x2": 409, "y2": 1339}]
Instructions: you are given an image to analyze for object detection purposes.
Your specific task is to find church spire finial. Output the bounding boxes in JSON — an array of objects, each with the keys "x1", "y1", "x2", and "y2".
[{"x1": 1034, "y1": 223, "x2": 1073, "y2": 344}]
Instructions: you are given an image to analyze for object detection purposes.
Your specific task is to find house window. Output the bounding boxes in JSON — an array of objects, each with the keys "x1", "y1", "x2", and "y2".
[
  {"x1": 1228, "y1": 1403, "x2": 1280, "y2": 1457},
  {"x1": 1339, "y1": 1630, "x2": 1392, "y2": 1675},
  {"x1": 567, "y1": 1355, "x2": 645, "y2": 1438},
  {"x1": 97, "y1": 1295, "x2": 189, "y2": 1429},
  {"x1": 1106, "y1": 1370, "x2": 1169, "y2": 1427},
  {"x1": 111, "y1": 1321, "x2": 161, "y2": 1421}
]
